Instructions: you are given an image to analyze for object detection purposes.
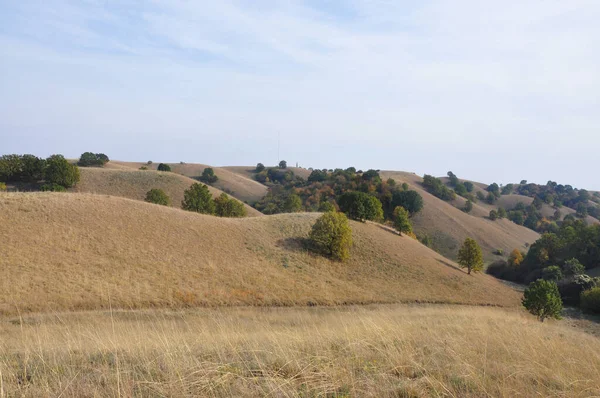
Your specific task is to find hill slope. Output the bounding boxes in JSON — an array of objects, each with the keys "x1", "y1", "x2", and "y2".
[
  {"x1": 74, "y1": 167, "x2": 262, "y2": 217},
  {"x1": 0, "y1": 192, "x2": 520, "y2": 314},
  {"x1": 380, "y1": 171, "x2": 540, "y2": 260},
  {"x1": 109, "y1": 161, "x2": 268, "y2": 204}
]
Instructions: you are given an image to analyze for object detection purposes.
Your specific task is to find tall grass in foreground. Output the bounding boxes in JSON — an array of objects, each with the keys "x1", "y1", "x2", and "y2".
[{"x1": 1, "y1": 305, "x2": 599, "y2": 397}]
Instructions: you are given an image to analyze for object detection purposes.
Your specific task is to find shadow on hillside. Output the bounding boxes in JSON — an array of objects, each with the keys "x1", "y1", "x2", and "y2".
[
  {"x1": 276, "y1": 237, "x2": 310, "y2": 252},
  {"x1": 372, "y1": 222, "x2": 400, "y2": 236},
  {"x1": 435, "y1": 258, "x2": 465, "y2": 273}
]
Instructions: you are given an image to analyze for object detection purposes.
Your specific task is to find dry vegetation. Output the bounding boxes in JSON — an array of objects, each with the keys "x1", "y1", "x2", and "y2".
[
  {"x1": 111, "y1": 161, "x2": 269, "y2": 204},
  {"x1": 74, "y1": 167, "x2": 262, "y2": 216},
  {"x1": 1, "y1": 305, "x2": 599, "y2": 397},
  {"x1": 380, "y1": 171, "x2": 540, "y2": 261},
  {"x1": 0, "y1": 192, "x2": 520, "y2": 315}
]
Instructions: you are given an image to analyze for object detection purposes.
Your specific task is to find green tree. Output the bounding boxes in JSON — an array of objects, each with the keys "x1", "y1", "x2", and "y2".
[
  {"x1": 522, "y1": 279, "x2": 563, "y2": 322},
  {"x1": 497, "y1": 207, "x2": 507, "y2": 219},
  {"x1": 391, "y1": 190, "x2": 423, "y2": 216},
  {"x1": 489, "y1": 210, "x2": 498, "y2": 220},
  {"x1": 157, "y1": 163, "x2": 171, "y2": 172},
  {"x1": 78, "y1": 152, "x2": 109, "y2": 167},
  {"x1": 45, "y1": 155, "x2": 80, "y2": 188},
  {"x1": 464, "y1": 181, "x2": 474, "y2": 192},
  {"x1": 255, "y1": 163, "x2": 265, "y2": 172},
  {"x1": 447, "y1": 171, "x2": 459, "y2": 186},
  {"x1": 279, "y1": 160, "x2": 287, "y2": 169},
  {"x1": 0, "y1": 154, "x2": 24, "y2": 182},
  {"x1": 463, "y1": 199, "x2": 473, "y2": 213},
  {"x1": 20, "y1": 154, "x2": 45, "y2": 182},
  {"x1": 542, "y1": 265, "x2": 563, "y2": 282},
  {"x1": 308, "y1": 211, "x2": 353, "y2": 261},
  {"x1": 145, "y1": 188, "x2": 170, "y2": 206},
  {"x1": 393, "y1": 206, "x2": 412, "y2": 236},
  {"x1": 318, "y1": 201, "x2": 336, "y2": 212},
  {"x1": 338, "y1": 191, "x2": 383, "y2": 222},
  {"x1": 457, "y1": 238, "x2": 484, "y2": 275},
  {"x1": 182, "y1": 183, "x2": 215, "y2": 214},
  {"x1": 283, "y1": 193, "x2": 302, "y2": 213},
  {"x1": 401, "y1": 182, "x2": 409, "y2": 191},
  {"x1": 581, "y1": 287, "x2": 600, "y2": 314},
  {"x1": 214, "y1": 193, "x2": 247, "y2": 217},
  {"x1": 563, "y1": 258, "x2": 585, "y2": 276},
  {"x1": 200, "y1": 167, "x2": 218, "y2": 183}
]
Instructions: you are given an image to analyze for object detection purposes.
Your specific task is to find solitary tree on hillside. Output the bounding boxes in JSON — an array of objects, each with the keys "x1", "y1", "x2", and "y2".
[
  {"x1": 182, "y1": 183, "x2": 215, "y2": 214},
  {"x1": 463, "y1": 199, "x2": 473, "y2": 213},
  {"x1": 457, "y1": 238, "x2": 484, "y2": 275},
  {"x1": 145, "y1": 188, "x2": 170, "y2": 206},
  {"x1": 279, "y1": 160, "x2": 287, "y2": 169},
  {"x1": 522, "y1": 279, "x2": 563, "y2": 322},
  {"x1": 200, "y1": 167, "x2": 218, "y2": 183},
  {"x1": 393, "y1": 206, "x2": 412, "y2": 236},
  {"x1": 255, "y1": 163, "x2": 265, "y2": 172},
  {"x1": 214, "y1": 193, "x2": 246, "y2": 217},
  {"x1": 489, "y1": 210, "x2": 498, "y2": 220},
  {"x1": 157, "y1": 163, "x2": 171, "y2": 172},
  {"x1": 308, "y1": 211, "x2": 352, "y2": 261}
]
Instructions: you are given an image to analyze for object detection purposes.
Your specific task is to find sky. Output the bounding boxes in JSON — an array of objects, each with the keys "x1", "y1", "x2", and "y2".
[{"x1": 1, "y1": 1, "x2": 599, "y2": 189}]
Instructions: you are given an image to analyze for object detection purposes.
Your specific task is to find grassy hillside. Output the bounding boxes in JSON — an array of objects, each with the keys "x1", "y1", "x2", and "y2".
[
  {"x1": 2, "y1": 305, "x2": 599, "y2": 397},
  {"x1": 74, "y1": 167, "x2": 262, "y2": 217},
  {"x1": 380, "y1": 171, "x2": 540, "y2": 261},
  {"x1": 110, "y1": 161, "x2": 268, "y2": 204},
  {"x1": 0, "y1": 192, "x2": 520, "y2": 315}
]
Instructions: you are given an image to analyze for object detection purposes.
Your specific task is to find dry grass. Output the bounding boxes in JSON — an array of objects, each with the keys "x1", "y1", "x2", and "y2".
[
  {"x1": 380, "y1": 171, "x2": 540, "y2": 261},
  {"x1": 110, "y1": 161, "x2": 269, "y2": 204},
  {"x1": 1, "y1": 304, "x2": 599, "y2": 397},
  {"x1": 74, "y1": 167, "x2": 262, "y2": 217},
  {"x1": 0, "y1": 192, "x2": 520, "y2": 315}
]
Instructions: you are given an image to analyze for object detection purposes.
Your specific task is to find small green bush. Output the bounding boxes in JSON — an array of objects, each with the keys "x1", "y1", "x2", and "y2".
[
  {"x1": 214, "y1": 193, "x2": 246, "y2": 217},
  {"x1": 0, "y1": 182, "x2": 6, "y2": 191},
  {"x1": 145, "y1": 188, "x2": 170, "y2": 206},
  {"x1": 309, "y1": 212, "x2": 352, "y2": 261},
  {"x1": 40, "y1": 183, "x2": 67, "y2": 192},
  {"x1": 581, "y1": 287, "x2": 600, "y2": 313}
]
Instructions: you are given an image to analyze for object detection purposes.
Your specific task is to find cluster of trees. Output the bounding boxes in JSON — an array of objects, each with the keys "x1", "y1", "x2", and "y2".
[
  {"x1": 253, "y1": 167, "x2": 424, "y2": 225},
  {"x1": 487, "y1": 219, "x2": 600, "y2": 314},
  {"x1": 422, "y1": 175, "x2": 456, "y2": 201},
  {"x1": 181, "y1": 183, "x2": 246, "y2": 217},
  {"x1": 78, "y1": 152, "x2": 109, "y2": 167},
  {"x1": 0, "y1": 154, "x2": 80, "y2": 190}
]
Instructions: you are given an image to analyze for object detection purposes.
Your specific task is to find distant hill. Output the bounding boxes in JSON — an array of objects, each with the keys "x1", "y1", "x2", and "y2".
[
  {"x1": 380, "y1": 171, "x2": 540, "y2": 261},
  {"x1": 74, "y1": 167, "x2": 262, "y2": 217},
  {"x1": 0, "y1": 192, "x2": 521, "y2": 315}
]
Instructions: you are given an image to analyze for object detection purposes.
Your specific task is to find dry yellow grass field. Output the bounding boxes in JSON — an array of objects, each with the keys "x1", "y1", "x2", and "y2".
[
  {"x1": 380, "y1": 171, "x2": 540, "y2": 261},
  {"x1": 74, "y1": 167, "x2": 262, "y2": 217},
  {"x1": 1, "y1": 305, "x2": 599, "y2": 397},
  {"x1": 110, "y1": 161, "x2": 269, "y2": 204},
  {"x1": 0, "y1": 192, "x2": 520, "y2": 315}
]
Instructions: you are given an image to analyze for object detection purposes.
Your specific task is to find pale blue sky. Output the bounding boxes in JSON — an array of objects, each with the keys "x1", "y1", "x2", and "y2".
[{"x1": 1, "y1": 1, "x2": 599, "y2": 189}]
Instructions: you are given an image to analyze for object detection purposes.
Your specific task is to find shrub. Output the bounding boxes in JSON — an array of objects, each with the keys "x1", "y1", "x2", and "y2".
[
  {"x1": 463, "y1": 199, "x2": 473, "y2": 213},
  {"x1": 419, "y1": 233, "x2": 432, "y2": 247},
  {"x1": 494, "y1": 249, "x2": 504, "y2": 256},
  {"x1": 279, "y1": 160, "x2": 287, "y2": 169},
  {"x1": 157, "y1": 163, "x2": 171, "y2": 172},
  {"x1": 393, "y1": 206, "x2": 412, "y2": 236},
  {"x1": 563, "y1": 258, "x2": 585, "y2": 277},
  {"x1": 522, "y1": 279, "x2": 563, "y2": 322},
  {"x1": 40, "y1": 183, "x2": 67, "y2": 192},
  {"x1": 200, "y1": 167, "x2": 218, "y2": 183},
  {"x1": 181, "y1": 183, "x2": 215, "y2": 214},
  {"x1": 308, "y1": 212, "x2": 352, "y2": 261},
  {"x1": 580, "y1": 287, "x2": 600, "y2": 314},
  {"x1": 457, "y1": 238, "x2": 484, "y2": 275},
  {"x1": 558, "y1": 275, "x2": 599, "y2": 306},
  {"x1": 78, "y1": 152, "x2": 109, "y2": 167},
  {"x1": 45, "y1": 155, "x2": 80, "y2": 188},
  {"x1": 338, "y1": 191, "x2": 383, "y2": 222},
  {"x1": 489, "y1": 210, "x2": 498, "y2": 220},
  {"x1": 214, "y1": 193, "x2": 247, "y2": 217},
  {"x1": 463, "y1": 181, "x2": 474, "y2": 192},
  {"x1": 0, "y1": 182, "x2": 6, "y2": 191},
  {"x1": 145, "y1": 189, "x2": 170, "y2": 206},
  {"x1": 476, "y1": 191, "x2": 486, "y2": 201},
  {"x1": 486, "y1": 192, "x2": 496, "y2": 204},
  {"x1": 497, "y1": 207, "x2": 507, "y2": 219},
  {"x1": 542, "y1": 266, "x2": 563, "y2": 282},
  {"x1": 255, "y1": 163, "x2": 265, "y2": 172},
  {"x1": 401, "y1": 182, "x2": 409, "y2": 191}
]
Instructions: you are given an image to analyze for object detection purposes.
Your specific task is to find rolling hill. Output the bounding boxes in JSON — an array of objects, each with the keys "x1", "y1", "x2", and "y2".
[
  {"x1": 380, "y1": 171, "x2": 540, "y2": 261},
  {"x1": 109, "y1": 161, "x2": 269, "y2": 204},
  {"x1": 74, "y1": 167, "x2": 262, "y2": 217},
  {"x1": 0, "y1": 192, "x2": 521, "y2": 315}
]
